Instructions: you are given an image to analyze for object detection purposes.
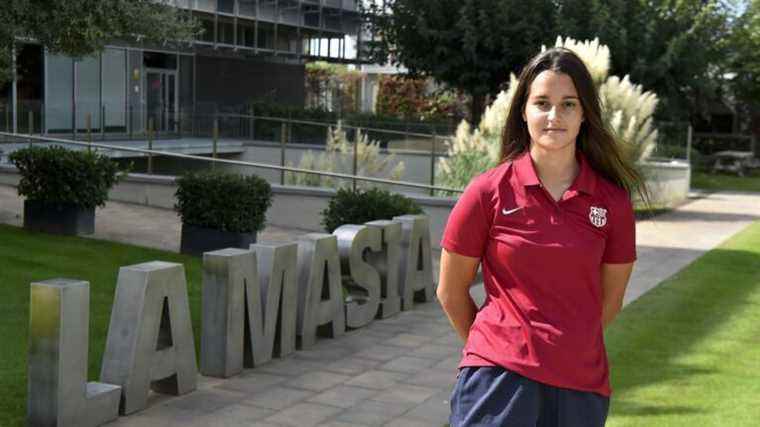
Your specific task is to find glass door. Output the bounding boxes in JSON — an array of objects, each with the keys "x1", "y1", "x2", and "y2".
[{"x1": 146, "y1": 70, "x2": 177, "y2": 134}]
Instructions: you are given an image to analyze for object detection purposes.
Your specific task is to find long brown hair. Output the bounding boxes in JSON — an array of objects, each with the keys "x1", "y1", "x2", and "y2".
[{"x1": 501, "y1": 47, "x2": 649, "y2": 203}]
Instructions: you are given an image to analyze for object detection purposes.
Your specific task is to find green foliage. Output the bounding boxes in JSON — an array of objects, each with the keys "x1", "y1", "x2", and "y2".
[
  {"x1": 175, "y1": 170, "x2": 273, "y2": 233},
  {"x1": 0, "y1": 0, "x2": 198, "y2": 82},
  {"x1": 365, "y1": 0, "x2": 734, "y2": 123},
  {"x1": 321, "y1": 187, "x2": 423, "y2": 233},
  {"x1": 724, "y1": 0, "x2": 760, "y2": 109},
  {"x1": 9, "y1": 145, "x2": 122, "y2": 208},
  {"x1": 363, "y1": 0, "x2": 561, "y2": 123}
]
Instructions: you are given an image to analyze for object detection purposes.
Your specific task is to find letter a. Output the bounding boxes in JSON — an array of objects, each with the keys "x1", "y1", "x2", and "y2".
[{"x1": 100, "y1": 262, "x2": 197, "y2": 415}]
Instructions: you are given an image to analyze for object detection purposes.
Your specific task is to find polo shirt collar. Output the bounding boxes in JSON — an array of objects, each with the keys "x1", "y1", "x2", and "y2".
[{"x1": 512, "y1": 150, "x2": 597, "y2": 196}]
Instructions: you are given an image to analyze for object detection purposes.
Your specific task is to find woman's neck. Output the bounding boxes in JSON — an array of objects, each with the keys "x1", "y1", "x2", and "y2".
[{"x1": 529, "y1": 144, "x2": 579, "y2": 190}]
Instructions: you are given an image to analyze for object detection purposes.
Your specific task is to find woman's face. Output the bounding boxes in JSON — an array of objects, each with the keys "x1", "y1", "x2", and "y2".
[{"x1": 522, "y1": 70, "x2": 584, "y2": 154}]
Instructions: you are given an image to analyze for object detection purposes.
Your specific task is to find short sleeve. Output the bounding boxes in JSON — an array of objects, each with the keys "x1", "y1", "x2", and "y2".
[
  {"x1": 602, "y1": 193, "x2": 637, "y2": 264},
  {"x1": 440, "y1": 176, "x2": 492, "y2": 258}
]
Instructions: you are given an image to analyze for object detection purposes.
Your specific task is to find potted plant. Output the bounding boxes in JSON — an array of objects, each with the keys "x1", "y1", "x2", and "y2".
[
  {"x1": 9, "y1": 145, "x2": 121, "y2": 235},
  {"x1": 175, "y1": 170, "x2": 273, "y2": 256}
]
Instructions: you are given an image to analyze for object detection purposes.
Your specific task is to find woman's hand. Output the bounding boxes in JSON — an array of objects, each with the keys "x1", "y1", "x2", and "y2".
[
  {"x1": 601, "y1": 262, "x2": 634, "y2": 329},
  {"x1": 437, "y1": 248, "x2": 481, "y2": 342}
]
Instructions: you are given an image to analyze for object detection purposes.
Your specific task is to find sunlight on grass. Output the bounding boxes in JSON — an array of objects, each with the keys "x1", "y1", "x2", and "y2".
[{"x1": 605, "y1": 221, "x2": 760, "y2": 426}]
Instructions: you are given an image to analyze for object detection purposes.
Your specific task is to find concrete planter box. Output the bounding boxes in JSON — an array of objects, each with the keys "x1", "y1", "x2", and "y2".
[
  {"x1": 23, "y1": 200, "x2": 95, "y2": 235},
  {"x1": 180, "y1": 223, "x2": 257, "y2": 256}
]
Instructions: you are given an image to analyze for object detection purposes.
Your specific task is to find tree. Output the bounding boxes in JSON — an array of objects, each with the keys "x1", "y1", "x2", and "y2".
[
  {"x1": 724, "y1": 1, "x2": 760, "y2": 107},
  {"x1": 0, "y1": 0, "x2": 197, "y2": 82},
  {"x1": 363, "y1": 0, "x2": 734, "y2": 123},
  {"x1": 362, "y1": 0, "x2": 559, "y2": 124}
]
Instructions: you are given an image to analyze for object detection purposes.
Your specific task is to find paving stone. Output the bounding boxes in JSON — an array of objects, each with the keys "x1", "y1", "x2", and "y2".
[
  {"x1": 344, "y1": 370, "x2": 408, "y2": 390},
  {"x1": 215, "y1": 372, "x2": 288, "y2": 395},
  {"x1": 353, "y1": 344, "x2": 412, "y2": 362},
  {"x1": 284, "y1": 370, "x2": 352, "y2": 392},
  {"x1": 164, "y1": 388, "x2": 245, "y2": 413},
  {"x1": 403, "y1": 390, "x2": 453, "y2": 424},
  {"x1": 383, "y1": 416, "x2": 441, "y2": 427},
  {"x1": 370, "y1": 384, "x2": 439, "y2": 405},
  {"x1": 293, "y1": 344, "x2": 354, "y2": 361},
  {"x1": 410, "y1": 343, "x2": 459, "y2": 360},
  {"x1": 431, "y1": 356, "x2": 461, "y2": 372},
  {"x1": 212, "y1": 403, "x2": 276, "y2": 423},
  {"x1": 323, "y1": 356, "x2": 382, "y2": 375},
  {"x1": 306, "y1": 385, "x2": 379, "y2": 409},
  {"x1": 264, "y1": 402, "x2": 342, "y2": 427},
  {"x1": 254, "y1": 357, "x2": 325, "y2": 377},
  {"x1": 332, "y1": 399, "x2": 415, "y2": 426},
  {"x1": 379, "y1": 356, "x2": 437, "y2": 374},
  {"x1": 240, "y1": 386, "x2": 314, "y2": 410},
  {"x1": 401, "y1": 368, "x2": 458, "y2": 389},
  {"x1": 383, "y1": 333, "x2": 435, "y2": 348},
  {"x1": 317, "y1": 422, "x2": 358, "y2": 427}
]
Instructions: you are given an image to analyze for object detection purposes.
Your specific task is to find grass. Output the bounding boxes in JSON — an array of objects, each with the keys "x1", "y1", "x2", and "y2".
[
  {"x1": 0, "y1": 224, "x2": 203, "y2": 427},
  {"x1": 605, "y1": 220, "x2": 760, "y2": 426},
  {"x1": 3, "y1": 220, "x2": 760, "y2": 425},
  {"x1": 691, "y1": 170, "x2": 760, "y2": 193}
]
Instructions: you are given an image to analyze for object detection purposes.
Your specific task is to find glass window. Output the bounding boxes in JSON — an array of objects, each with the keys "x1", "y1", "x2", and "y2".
[
  {"x1": 196, "y1": 0, "x2": 215, "y2": 12},
  {"x1": 198, "y1": 16, "x2": 215, "y2": 43},
  {"x1": 218, "y1": 19, "x2": 235, "y2": 45},
  {"x1": 238, "y1": 22, "x2": 256, "y2": 48},
  {"x1": 102, "y1": 48, "x2": 127, "y2": 130},
  {"x1": 76, "y1": 55, "x2": 101, "y2": 130},
  {"x1": 16, "y1": 44, "x2": 44, "y2": 133},
  {"x1": 218, "y1": 0, "x2": 234, "y2": 14},
  {"x1": 239, "y1": 0, "x2": 256, "y2": 17},
  {"x1": 45, "y1": 54, "x2": 74, "y2": 132}
]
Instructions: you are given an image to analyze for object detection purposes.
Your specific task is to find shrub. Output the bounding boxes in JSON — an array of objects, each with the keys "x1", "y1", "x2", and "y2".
[
  {"x1": 9, "y1": 145, "x2": 122, "y2": 208},
  {"x1": 321, "y1": 187, "x2": 423, "y2": 233},
  {"x1": 175, "y1": 170, "x2": 273, "y2": 233}
]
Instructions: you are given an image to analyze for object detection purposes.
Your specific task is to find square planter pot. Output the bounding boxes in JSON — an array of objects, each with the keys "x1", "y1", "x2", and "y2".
[
  {"x1": 180, "y1": 223, "x2": 257, "y2": 256},
  {"x1": 23, "y1": 200, "x2": 95, "y2": 235}
]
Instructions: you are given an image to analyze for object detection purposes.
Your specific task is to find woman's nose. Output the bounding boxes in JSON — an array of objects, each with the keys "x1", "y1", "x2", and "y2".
[{"x1": 547, "y1": 106, "x2": 558, "y2": 120}]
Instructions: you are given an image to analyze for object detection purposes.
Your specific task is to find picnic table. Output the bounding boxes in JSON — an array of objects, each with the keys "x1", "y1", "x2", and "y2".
[{"x1": 711, "y1": 150, "x2": 759, "y2": 176}]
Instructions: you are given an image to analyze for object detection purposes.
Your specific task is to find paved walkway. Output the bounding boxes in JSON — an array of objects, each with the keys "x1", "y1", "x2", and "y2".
[{"x1": 2, "y1": 185, "x2": 760, "y2": 426}]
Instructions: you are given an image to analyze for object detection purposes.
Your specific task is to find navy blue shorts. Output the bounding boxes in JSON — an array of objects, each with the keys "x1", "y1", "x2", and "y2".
[{"x1": 449, "y1": 366, "x2": 610, "y2": 427}]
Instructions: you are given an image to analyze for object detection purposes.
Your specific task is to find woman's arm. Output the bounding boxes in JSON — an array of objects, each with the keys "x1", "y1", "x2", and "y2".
[
  {"x1": 437, "y1": 248, "x2": 482, "y2": 342},
  {"x1": 600, "y1": 262, "x2": 634, "y2": 329}
]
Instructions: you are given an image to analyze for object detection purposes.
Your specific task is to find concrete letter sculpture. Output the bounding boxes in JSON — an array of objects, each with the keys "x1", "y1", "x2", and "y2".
[
  {"x1": 393, "y1": 215, "x2": 435, "y2": 310},
  {"x1": 100, "y1": 262, "x2": 197, "y2": 414},
  {"x1": 28, "y1": 279, "x2": 121, "y2": 427},
  {"x1": 252, "y1": 242, "x2": 298, "y2": 360},
  {"x1": 296, "y1": 233, "x2": 346, "y2": 348},
  {"x1": 201, "y1": 248, "x2": 257, "y2": 378},
  {"x1": 200, "y1": 244, "x2": 299, "y2": 377},
  {"x1": 334, "y1": 224, "x2": 381, "y2": 328},
  {"x1": 364, "y1": 220, "x2": 402, "y2": 318}
]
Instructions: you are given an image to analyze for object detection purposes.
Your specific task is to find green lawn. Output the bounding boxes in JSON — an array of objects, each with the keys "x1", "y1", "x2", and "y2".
[
  {"x1": 691, "y1": 170, "x2": 760, "y2": 193},
  {"x1": 606, "y1": 220, "x2": 760, "y2": 426},
  {"x1": 0, "y1": 225, "x2": 203, "y2": 427}
]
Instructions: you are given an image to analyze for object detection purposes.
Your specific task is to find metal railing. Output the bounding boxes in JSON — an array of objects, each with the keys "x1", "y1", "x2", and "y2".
[{"x1": 0, "y1": 132, "x2": 464, "y2": 195}]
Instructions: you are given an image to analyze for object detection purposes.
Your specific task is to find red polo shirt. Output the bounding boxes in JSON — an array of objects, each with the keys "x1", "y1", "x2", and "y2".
[{"x1": 440, "y1": 151, "x2": 636, "y2": 397}]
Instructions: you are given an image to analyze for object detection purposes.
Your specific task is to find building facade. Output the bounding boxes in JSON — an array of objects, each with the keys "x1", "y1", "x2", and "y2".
[{"x1": 0, "y1": 0, "x2": 362, "y2": 136}]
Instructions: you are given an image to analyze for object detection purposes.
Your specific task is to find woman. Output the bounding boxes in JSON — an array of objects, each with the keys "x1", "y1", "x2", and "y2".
[{"x1": 438, "y1": 47, "x2": 646, "y2": 426}]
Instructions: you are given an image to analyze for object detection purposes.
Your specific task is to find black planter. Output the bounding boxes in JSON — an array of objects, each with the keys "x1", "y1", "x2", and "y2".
[
  {"x1": 180, "y1": 223, "x2": 257, "y2": 256},
  {"x1": 23, "y1": 200, "x2": 95, "y2": 235}
]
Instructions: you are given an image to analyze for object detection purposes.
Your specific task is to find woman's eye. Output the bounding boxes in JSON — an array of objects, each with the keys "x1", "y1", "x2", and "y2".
[{"x1": 563, "y1": 102, "x2": 577, "y2": 109}]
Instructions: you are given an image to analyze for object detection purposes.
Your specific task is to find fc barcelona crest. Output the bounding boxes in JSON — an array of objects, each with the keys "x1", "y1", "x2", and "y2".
[{"x1": 589, "y1": 206, "x2": 607, "y2": 228}]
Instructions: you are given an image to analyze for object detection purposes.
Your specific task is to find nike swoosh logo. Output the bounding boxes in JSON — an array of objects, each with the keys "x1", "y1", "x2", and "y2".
[{"x1": 501, "y1": 207, "x2": 522, "y2": 215}]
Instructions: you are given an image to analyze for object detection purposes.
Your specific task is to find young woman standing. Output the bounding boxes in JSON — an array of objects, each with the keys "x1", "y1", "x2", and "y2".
[{"x1": 438, "y1": 47, "x2": 646, "y2": 426}]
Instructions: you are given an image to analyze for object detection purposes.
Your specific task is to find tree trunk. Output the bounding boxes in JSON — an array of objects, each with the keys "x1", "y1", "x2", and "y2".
[{"x1": 470, "y1": 93, "x2": 486, "y2": 126}]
